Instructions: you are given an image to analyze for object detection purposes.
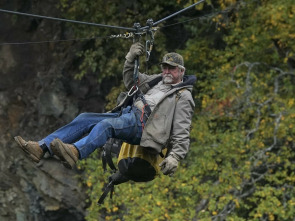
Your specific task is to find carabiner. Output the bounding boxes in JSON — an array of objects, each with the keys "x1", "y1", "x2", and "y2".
[{"x1": 127, "y1": 85, "x2": 138, "y2": 97}]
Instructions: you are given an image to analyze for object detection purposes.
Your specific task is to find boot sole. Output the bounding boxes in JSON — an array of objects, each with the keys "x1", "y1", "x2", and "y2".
[
  {"x1": 14, "y1": 136, "x2": 41, "y2": 163},
  {"x1": 50, "y1": 139, "x2": 76, "y2": 169}
]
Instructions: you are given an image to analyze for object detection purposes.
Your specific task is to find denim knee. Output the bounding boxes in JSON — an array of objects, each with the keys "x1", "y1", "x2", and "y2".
[{"x1": 73, "y1": 113, "x2": 90, "y2": 122}]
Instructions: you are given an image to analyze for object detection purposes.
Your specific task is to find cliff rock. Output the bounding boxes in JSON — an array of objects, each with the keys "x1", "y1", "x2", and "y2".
[{"x1": 0, "y1": 1, "x2": 106, "y2": 220}]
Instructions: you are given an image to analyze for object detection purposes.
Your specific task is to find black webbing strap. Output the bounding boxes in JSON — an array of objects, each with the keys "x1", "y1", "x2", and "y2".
[
  {"x1": 102, "y1": 150, "x2": 107, "y2": 172},
  {"x1": 97, "y1": 181, "x2": 114, "y2": 205},
  {"x1": 97, "y1": 172, "x2": 129, "y2": 205},
  {"x1": 102, "y1": 141, "x2": 116, "y2": 172},
  {"x1": 102, "y1": 138, "x2": 123, "y2": 172},
  {"x1": 106, "y1": 143, "x2": 117, "y2": 172},
  {"x1": 138, "y1": 91, "x2": 152, "y2": 117}
]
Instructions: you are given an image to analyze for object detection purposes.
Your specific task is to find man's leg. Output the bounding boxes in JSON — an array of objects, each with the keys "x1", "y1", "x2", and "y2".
[
  {"x1": 41, "y1": 112, "x2": 120, "y2": 155},
  {"x1": 14, "y1": 111, "x2": 120, "y2": 162},
  {"x1": 74, "y1": 109, "x2": 142, "y2": 159}
]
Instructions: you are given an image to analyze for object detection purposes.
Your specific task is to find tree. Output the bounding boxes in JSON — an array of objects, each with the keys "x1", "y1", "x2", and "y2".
[{"x1": 181, "y1": 0, "x2": 295, "y2": 219}]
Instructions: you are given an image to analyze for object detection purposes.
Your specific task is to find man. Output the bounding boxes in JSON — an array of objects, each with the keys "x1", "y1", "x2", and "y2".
[{"x1": 14, "y1": 42, "x2": 196, "y2": 175}]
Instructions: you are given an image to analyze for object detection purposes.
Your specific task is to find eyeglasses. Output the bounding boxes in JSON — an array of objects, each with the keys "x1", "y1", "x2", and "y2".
[{"x1": 161, "y1": 64, "x2": 178, "y2": 71}]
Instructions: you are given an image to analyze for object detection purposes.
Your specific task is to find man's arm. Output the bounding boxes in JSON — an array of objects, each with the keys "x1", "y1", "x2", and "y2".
[
  {"x1": 159, "y1": 90, "x2": 195, "y2": 176},
  {"x1": 169, "y1": 91, "x2": 195, "y2": 158},
  {"x1": 123, "y1": 42, "x2": 144, "y2": 90}
]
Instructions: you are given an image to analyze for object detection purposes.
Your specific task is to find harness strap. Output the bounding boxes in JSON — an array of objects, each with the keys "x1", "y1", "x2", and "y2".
[
  {"x1": 97, "y1": 172, "x2": 129, "y2": 205},
  {"x1": 137, "y1": 89, "x2": 152, "y2": 129},
  {"x1": 97, "y1": 180, "x2": 114, "y2": 205},
  {"x1": 138, "y1": 92, "x2": 152, "y2": 116},
  {"x1": 102, "y1": 150, "x2": 107, "y2": 172},
  {"x1": 140, "y1": 104, "x2": 148, "y2": 130},
  {"x1": 105, "y1": 141, "x2": 117, "y2": 172},
  {"x1": 102, "y1": 138, "x2": 123, "y2": 172}
]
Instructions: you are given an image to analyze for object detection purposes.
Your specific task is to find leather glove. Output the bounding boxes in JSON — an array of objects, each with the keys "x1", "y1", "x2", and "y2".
[
  {"x1": 125, "y1": 42, "x2": 144, "y2": 62},
  {"x1": 159, "y1": 152, "x2": 180, "y2": 176}
]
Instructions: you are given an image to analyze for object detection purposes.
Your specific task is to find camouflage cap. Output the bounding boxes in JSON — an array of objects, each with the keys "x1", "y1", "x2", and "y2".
[{"x1": 160, "y1": 52, "x2": 185, "y2": 69}]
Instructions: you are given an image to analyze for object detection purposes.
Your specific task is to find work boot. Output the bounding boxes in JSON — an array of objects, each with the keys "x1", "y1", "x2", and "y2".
[
  {"x1": 50, "y1": 138, "x2": 79, "y2": 169},
  {"x1": 14, "y1": 136, "x2": 45, "y2": 163}
]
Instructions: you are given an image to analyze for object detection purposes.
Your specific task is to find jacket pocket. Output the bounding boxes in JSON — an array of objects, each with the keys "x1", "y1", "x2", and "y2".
[{"x1": 146, "y1": 112, "x2": 168, "y2": 143}]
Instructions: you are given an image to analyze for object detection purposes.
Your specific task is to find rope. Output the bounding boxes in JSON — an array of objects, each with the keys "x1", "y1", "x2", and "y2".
[{"x1": 0, "y1": 9, "x2": 136, "y2": 31}]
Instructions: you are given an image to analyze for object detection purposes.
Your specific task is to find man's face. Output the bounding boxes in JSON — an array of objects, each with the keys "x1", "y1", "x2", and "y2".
[{"x1": 161, "y1": 64, "x2": 184, "y2": 84}]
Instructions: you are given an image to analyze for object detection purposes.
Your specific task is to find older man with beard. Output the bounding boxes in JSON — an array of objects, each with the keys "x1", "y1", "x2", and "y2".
[{"x1": 14, "y1": 42, "x2": 196, "y2": 176}]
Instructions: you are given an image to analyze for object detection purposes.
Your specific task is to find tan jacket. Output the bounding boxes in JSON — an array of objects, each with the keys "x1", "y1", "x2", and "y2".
[{"x1": 117, "y1": 60, "x2": 195, "y2": 159}]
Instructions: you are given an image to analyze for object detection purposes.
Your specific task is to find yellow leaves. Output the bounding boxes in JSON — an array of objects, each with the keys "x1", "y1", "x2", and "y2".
[
  {"x1": 221, "y1": 63, "x2": 231, "y2": 72},
  {"x1": 250, "y1": 34, "x2": 257, "y2": 43},
  {"x1": 287, "y1": 98, "x2": 295, "y2": 108},
  {"x1": 258, "y1": 142, "x2": 265, "y2": 148},
  {"x1": 288, "y1": 200, "x2": 295, "y2": 206},
  {"x1": 212, "y1": 211, "x2": 217, "y2": 215},
  {"x1": 283, "y1": 57, "x2": 288, "y2": 64},
  {"x1": 86, "y1": 175, "x2": 92, "y2": 187},
  {"x1": 268, "y1": 214, "x2": 275, "y2": 221},
  {"x1": 86, "y1": 180, "x2": 92, "y2": 187},
  {"x1": 164, "y1": 213, "x2": 170, "y2": 219},
  {"x1": 112, "y1": 206, "x2": 119, "y2": 212},
  {"x1": 195, "y1": 2, "x2": 204, "y2": 10},
  {"x1": 218, "y1": 0, "x2": 237, "y2": 10},
  {"x1": 233, "y1": 198, "x2": 240, "y2": 208},
  {"x1": 149, "y1": 194, "x2": 152, "y2": 200}
]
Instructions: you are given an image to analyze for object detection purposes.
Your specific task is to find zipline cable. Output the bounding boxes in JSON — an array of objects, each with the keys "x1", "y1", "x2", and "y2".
[
  {"x1": 0, "y1": 8, "x2": 136, "y2": 32},
  {"x1": 0, "y1": 37, "x2": 103, "y2": 46},
  {"x1": 140, "y1": 0, "x2": 205, "y2": 31},
  {"x1": 0, "y1": 0, "x2": 207, "y2": 46},
  {"x1": 0, "y1": 13, "x2": 212, "y2": 46},
  {"x1": 0, "y1": 0, "x2": 205, "y2": 33}
]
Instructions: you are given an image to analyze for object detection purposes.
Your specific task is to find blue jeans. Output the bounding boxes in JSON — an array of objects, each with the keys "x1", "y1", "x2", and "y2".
[{"x1": 39, "y1": 106, "x2": 143, "y2": 159}]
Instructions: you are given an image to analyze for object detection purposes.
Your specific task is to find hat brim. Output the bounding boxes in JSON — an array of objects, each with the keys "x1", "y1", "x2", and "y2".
[
  {"x1": 160, "y1": 61, "x2": 185, "y2": 70},
  {"x1": 160, "y1": 61, "x2": 178, "y2": 67}
]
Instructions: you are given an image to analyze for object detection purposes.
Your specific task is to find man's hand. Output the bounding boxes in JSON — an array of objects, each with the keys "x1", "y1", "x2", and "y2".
[
  {"x1": 159, "y1": 152, "x2": 180, "y2": 176},
  {"x1": 125, "y1": 42, "x2": 144, "y2": 62}
]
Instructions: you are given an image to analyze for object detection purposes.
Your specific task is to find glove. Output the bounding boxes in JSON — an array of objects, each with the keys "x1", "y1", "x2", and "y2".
[
  {"x1": 125, "y1": 42, "x2": 144, "y2": 62},
  {"x1": 159, "y1": 152, "x2": 180, "y2": 176}
]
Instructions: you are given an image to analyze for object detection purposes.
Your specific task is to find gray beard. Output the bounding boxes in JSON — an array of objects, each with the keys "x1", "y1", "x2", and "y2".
[{"x1": 162, "y1": 75, "x2": 173, "y2": 84}]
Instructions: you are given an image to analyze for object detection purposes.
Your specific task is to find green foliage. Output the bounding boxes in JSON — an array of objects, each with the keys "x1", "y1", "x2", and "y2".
[{"x1": 68, "y1": 0, "x2": 295, "y2": 220}]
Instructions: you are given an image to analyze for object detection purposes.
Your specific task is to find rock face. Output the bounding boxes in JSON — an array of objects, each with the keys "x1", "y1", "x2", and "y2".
[{"x1": 0, "y1": 1, "x2": 107, "y2": 220}]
